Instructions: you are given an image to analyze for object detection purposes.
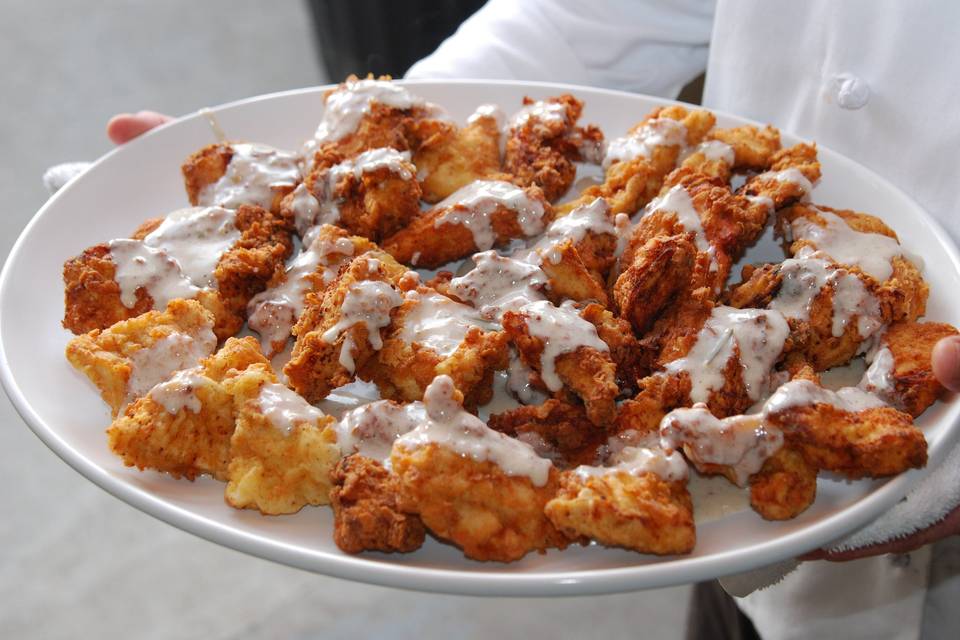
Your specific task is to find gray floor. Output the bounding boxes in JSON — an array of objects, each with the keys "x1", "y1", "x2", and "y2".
[{"x1": 0, "y1": 2, "x2": 689, "y2": 638}]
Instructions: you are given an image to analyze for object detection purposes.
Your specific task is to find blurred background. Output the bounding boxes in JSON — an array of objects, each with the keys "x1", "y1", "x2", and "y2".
[{"x1": 0, "y1": 1, "x2": 691, "y2": 638}]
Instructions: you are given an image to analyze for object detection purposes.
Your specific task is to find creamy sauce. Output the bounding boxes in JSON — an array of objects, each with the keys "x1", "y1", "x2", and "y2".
[
  {"x1": 763, "y1": 378, "x2": 887, "y2": 414},
  {"x1": 526, "y1": 198, "x2": 617, "y2": 264},
  {"x1": 858, "y1": 345, "x2": 897, "y2": 405},
  {"x1": 109, "y1": 206, "x2": 240, "y2": 309},
  {"x1": 791, "y1": 208, "x2": 903, "y2": 282},
  {"x1": 519, "y1": 300, "x2": 609, "y2": 392},
  {"x1": 504, "y1": 347, "x2": 547, "y2": 405},
  {"x1": 509, "y1": 100, "x2": 568, "y2": 130},
  {"x1": 665, "y1": 306, "x2": 790, "y2": 403},
  {"x1": 680, "y1": 140, "x2": 735, "y2": 166},
  {"x1": 148, "y1": 367, "x2": 207, "y2": 414},
  {"x1": 449, "y1": 250, "x2": 548, "y2": 321},
  {"x1": 197, "y1": 143, "x2": 301, "y2": 210},
  {"x1": 247, "y1": 234, "x2": 355, "y2": 352},
  {"x1": 468, "y1": 103, "x2": 506, "y2": 130},
  {"x1": 257, "y1": 382, "x2": 326, "y2": 435},
  {"x1": 574, "y1": 445, "x2": 689, "y2": 482},
  {"x1": 393, "y1": 375, "x2": 552, "y2": 486},
  {"x1": 603, "y1": 117, "x2": 687, "y2": 169},
  {"x1": 644, "y1": 185, "x2": 713, "y2": 264},
  {"x1": 333, "y1": 400, "x2": 425, "y2": 462},
  {"x1": 660, "y1": 404, "x2": 783, "y2": 486},
  {"x1": 398, "y1": 289, "x2": 495, "y2": 357},
  {"x1": 126, "y1": 326, "x2": 216, "y2": 404},
  {"x1": 321, "y1": 279, "x2": 403, "y2": 371},
  {"x1": 761, "y1": 167, "x2": 814, "y2": 199},
  {"x1": 313, "y1": 78, "x2": 424, "y2": 143},
  {"x1": 433, "y1": 180, "x2": 547, "y2": 250}
]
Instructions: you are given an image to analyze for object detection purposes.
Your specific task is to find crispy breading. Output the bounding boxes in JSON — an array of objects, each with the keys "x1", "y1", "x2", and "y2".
[
  {"x1": 329, "y1": 455, "x2": 426, "y2": 554},
  {"x1": 579, "y1": 302, "x2": 647, "y2": 391},
  {"x1": 545, "y1": 470, "x2": 695, "y2": 555},
  {"x1": 63, "y1": 204, "x2": 292, "y2": 340},
  {"x1": 107, "y1": 336, "x2": 269, "y2": 480},
  {"x1": 488, "y1": 399, "x2": 607, "y2": 469},
  {"x1": 870, "y1": 321, "x2": 959, "y2": 417},
  {"x1": 391, "y1": 443, "x2": 568, "y2": 562},
  {"x1": 284, "y1": 250, "x2": 408, "y2": 402},
  {"x1": 223, "y1": 364, "x2": 341, "y2": 514},
  {"x1": 739, "y1": 143, "x2": 821, "y2": 209},
  {"x1": 408, "y1": 113, "x2": 502, "y2": 203},
  {"x1": 381, "y1": 182, "x2": 553, "y2": 268},
  {"x1": 181, "y1": 142, "x2": 298, "y2": 214},
  {"x1": 539, "y1": 239, "x2": 610, "y2": 306},
  {"x1": 706, "y1": 124, "x2": 782, "y2": 172},
  {"x1": 65, "y1": 299, "x2": 216, "y2": 417},
  {"x1": 748, "y1": 446, "x2": 818, "y2": 521},
  {"x1": 614, "y1": 234, "x2": 698, "y2": 335}
]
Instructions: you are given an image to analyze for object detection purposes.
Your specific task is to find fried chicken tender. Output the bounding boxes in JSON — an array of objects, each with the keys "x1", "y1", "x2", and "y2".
[
  {"x1": 182, "y1": 142, "x2": 301, "y2": 213},
  {"x1": 863, "y1": 321, "x2": 959, "y2": 417},
  {"x1": 390, "y1": 443, "x2": 568, "y2": 562},
  {"x1": 361, "y1": 288, "x2": 509, "y2": 411},
  {"x1": 222, "y1": 364, "x2": 341, "y2": 515},
  {"x1": 288, "y1": 147, "x2": 422, "y2": 242},
  {"x1": 503, "y1": 94, "x2": 598, "y2": 202},
  {"x1": 329, "y1": 455, "x2": 426, "y2": 554},
  {"x1": 63, "y1": 204, "x2": 293, "y2": 340},
  {"x1": 284, "y1": 250, "x2": 408, "y2": 402},
  {"x1": 544, "y1": 469, "x2": 695, "y2": 555},
  {"x1": 488, "y1": 400, "x2": 607, "y2": 469},
  {"x1": 740, "y1": 143, "x2": 822, "y2": 209},
  {"x1": 381, "y1": 180, "x2": 553, "y2": 268},
  {"x1": 107, "y1": 336, "x2": 269, "y2": 480},
  {"x1": 557, "y1": 105, "x2": 716, "y2": 217},
  {"x1": 539, "y1": 238, "x2": 610, "y2": 306},
  {"x1": 705, "y1": 124, "x2": 782, "y2": 172},
  {"x1": 66, "y1": 299, "x2": 216, "y2": 417},
  {"x1": 407, "y1": 112, "x2": 502, "y2": 203},
  {"x1": 748, "y1": 446, "x2": 818, "y2": 521}
]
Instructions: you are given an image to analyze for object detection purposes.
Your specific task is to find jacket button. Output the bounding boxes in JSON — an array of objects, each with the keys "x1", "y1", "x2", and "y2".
[{"x1": 830, "y1": 73, "x2": 870, "y2": 110}]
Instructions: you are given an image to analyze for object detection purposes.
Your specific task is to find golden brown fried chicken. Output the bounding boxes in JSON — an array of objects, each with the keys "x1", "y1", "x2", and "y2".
[
  {"x1": 748, "y1": 446, "x2": 818, "y2": 521},
  {"x1": 488, "y1": 400, "x2": 607, "y2": 469},
  {"x1": 223, "y1": 364, "x2": 341, "y2": 515},
  {"x1": 382, "y1": 180, "x2": 552, "y2": 268},
  {"x1": 407, "y1": 111, "x2": 502, "y2": 203},
  {"x1": 66, "y1": 299, "x2": 216, "y2": 417},
  {"x1": 330, "y1": 455, "x2": 426, "y2": 554},
  {"x1": 182, "y1": 142, "x2": 301, "y2": 213},
  {"x1": 706, "y1": 124, "x2": 782, "y2": 172},
  {"x1": 739, "y1": 143, "x2": 822, "y2": 209},
  {"x1": 63, "y1": 204, "x2": 293, "y2": 340},
  {"x1": 539, "y1": 239, "x2": 610, "y2": 306},
  {"x1": 284, "y1": 250, "x2": 408, "y2": 403},
  {"x1": 107, "y1": 336, "x2": 269, "y2": 480}
]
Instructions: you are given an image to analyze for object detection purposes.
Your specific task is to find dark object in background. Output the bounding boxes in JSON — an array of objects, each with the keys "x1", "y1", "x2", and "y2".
[{"x1": 307, "y1": 0, "x2": 488, "y2": 80}]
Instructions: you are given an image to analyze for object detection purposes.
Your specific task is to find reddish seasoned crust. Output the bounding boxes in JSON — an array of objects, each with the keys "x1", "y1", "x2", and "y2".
[
  {"x1": 381, "y1": 182, "x2": 553, "y2": 268},
  {"x1": 390, "y1": 443, "x2": 569, "y2": 562},
  {"x1": 579, "y1": 302, "x2": 648, "y2": 391},
  {"x1": 62, "y1": 204, "x2": 293, "y2": 340},
  {"x1": 545, "y1": 470, "x2": 695, "y2": 555},
  {"x1": 749, "y1": 446, "x2": 818, "y2": 521},
  {"x1": 539, "y1": 239, "x2": 610, "y2": 307},
  {"x1": 880, "y1": 321, "x2": 959, "y2": 417},
  {"x1": 408, "y1": 114, "x2": 502, "y2": 203},
  {"x1": 330, "y1": 455, "x2": 426, "y2": 554},
  {"x1": 614, "y1": 234, "x2": 698, "y2": 335},
  {"x1": 488, "y1": 399, "x2": 608, "y2": 469},
  {"x1": 181, "y1": 143, "x2": 232, "y2": 207}
]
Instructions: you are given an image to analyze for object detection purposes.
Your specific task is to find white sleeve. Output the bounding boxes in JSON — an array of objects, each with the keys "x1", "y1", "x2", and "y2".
[{"x1": 405, "y1": 0, "x2": 716, "y2": 98}]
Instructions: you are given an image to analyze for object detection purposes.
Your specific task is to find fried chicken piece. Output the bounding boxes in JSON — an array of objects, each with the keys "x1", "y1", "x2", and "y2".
[
  {"x1": 503, "y1": 94, "x2": 596, "y2": 202},
  {"x1": 502, "y1": 300, "x2": 620, "y2": 426},
  {"x1": 539, "y1": 239, "x2": 610, "y2": 306},
  {"x1": 284, "y1": 250, "x2": 408, "y2": 402},
  {"x1": 286, "y1": 146, "x2": 422, "y2": 242},
  {"x1": 739, "y1": 143, "x2": 821, "y2": 209},
  {"x1": 488, "y1": 400, "x2": 607, "y2": 469},
  {"x1": 107, "y1": 336, "x2": 269, "y2": 480},
  {"x1": 63, "y1": 204, "x2": 293, "y2": 340},
  {"x1": 580, "y1": 302, "x2": 647, "y2": 391},
  {"x1": 65, "y1": 299, "x2": 216, "y2": 417},
  {"x1": 361, "y1": 288, "x2": 509, "y2": 411},
  {"x1": 706, "y1": 124, "x2": 781, "y2": 172},
  {"x1": 182, "y1": 141, "x2": 301, "y2": 213},
  {"x1": 407, "y1": 109, "x2": 502, "y2": 203},
  {"x1": 558, "y1": 105, "x2": 717, "y2": 217},
  {"x1": 749, "y1": 446, "x2": 818, "y2": 521},
  {"x1": 222, "y1": 364, "x2": 341, "y2": 514},
  {"x1": 861, "y1": 321, "x2": 959, "y2": 417},
  {"x1": 391, "y1": 443, "x2": 567, "y2": 562},
  {"x1": 382, "y1": 180, "x2": 552, "y2": 268},
  {"x1": 247, "y1": 224, "x2": 378, "y2": 357},
  {"x1": 330, "y1": 455, "x2": 426, "y2": 554}
]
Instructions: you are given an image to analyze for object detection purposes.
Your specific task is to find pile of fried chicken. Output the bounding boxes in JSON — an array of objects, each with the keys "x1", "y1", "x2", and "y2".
[{"x1": 62, "y1": 75, "x2": 956, "y2": 562}]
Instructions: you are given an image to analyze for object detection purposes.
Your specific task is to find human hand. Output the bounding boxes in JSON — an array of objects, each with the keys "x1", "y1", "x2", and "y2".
[{"x1": 106, "y1": 111, "x2": 172, "y2": 144}]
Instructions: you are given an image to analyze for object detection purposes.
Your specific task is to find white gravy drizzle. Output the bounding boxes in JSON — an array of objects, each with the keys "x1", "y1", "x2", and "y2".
[
  {"x1": 757, "y1": 167, "x2": 814, "y2": 200},
  {"x1": 660, "y1": 404, "x2": 783, "y2": 486},
  {"x1": 197, "y1": 143, "x2": 301, "y2": 210},
  {"x1": 398, "y1": 290, "x2": 495, "y2": 358},
  {"x1": 433, "y1": 180, "x2": 546, "y2": 251},
  {"x1": 126, "y1": 326, "x2": 216, "y2": 404},
  {"x1": 519, "y1": 300, "x2": 609, "y2": 392},
  {"x1": 247, "y1": 234, "x2": 355, "y2": 352},
  {"x1": 526, "y1": 198, "x2": 616, "y2": 264},
  {"x1": 393, "y1": 375, "x2": 552, "y2": 486},
  {"x1": 108, "y1": 240, "x2": 200, "y2": 308},
  {"x1": 603, "y1": 117, "x2": 687, "y2": 169},
  {"x1": 313, "y1": 78, "x2": 424, "y2": 143},
  {"x1": 858, "y1": 345, "x2": 897, "y2": 405},
  {"x1": 769, "y1": 253, "x2": 883, "y2": 338},
  {"x1": 763, "y1": 378, "x2": 887, "y2": 414},
  {"x1": 333, "y1": 400, "x2": 426, "y2": 463},
  {"x1": 148, "y1": 367, "x2": 208, "y2": 414},
  {"x1": 449, "y1": 250, "x2": 548, "y2": 321},
  {"x1": 790, "y1": 208, "x2": 903, "y2": 282},
  {"x1": 643, "y1": 185, "x2": 714, "y2": 268},
  {"x1": 574, "y1": 445, "x2": 689, "y2": 483},
  {"x1": 680, "y1": 140, "x2": 735, "y2": 166},
  {"x1": 468, "y1": 103, "x2": 506, "y2": 130},
  {"x1": 321, "y1": 277, "x2": 403, "y2": 372},
  {"x1": 257, "y1": 382, "x2": 326, "y2": 436},
  {"x1": 665, "y1": 306, "x2": 790, "y2": 403},
  {"x1": 509, "y1": 100, "x2": 568, "y2": 130}
]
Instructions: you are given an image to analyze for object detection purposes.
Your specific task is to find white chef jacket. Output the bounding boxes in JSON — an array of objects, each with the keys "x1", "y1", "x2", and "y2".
[{"x1": 406, "y1": 1, "x2": 960, "y2": 638}]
